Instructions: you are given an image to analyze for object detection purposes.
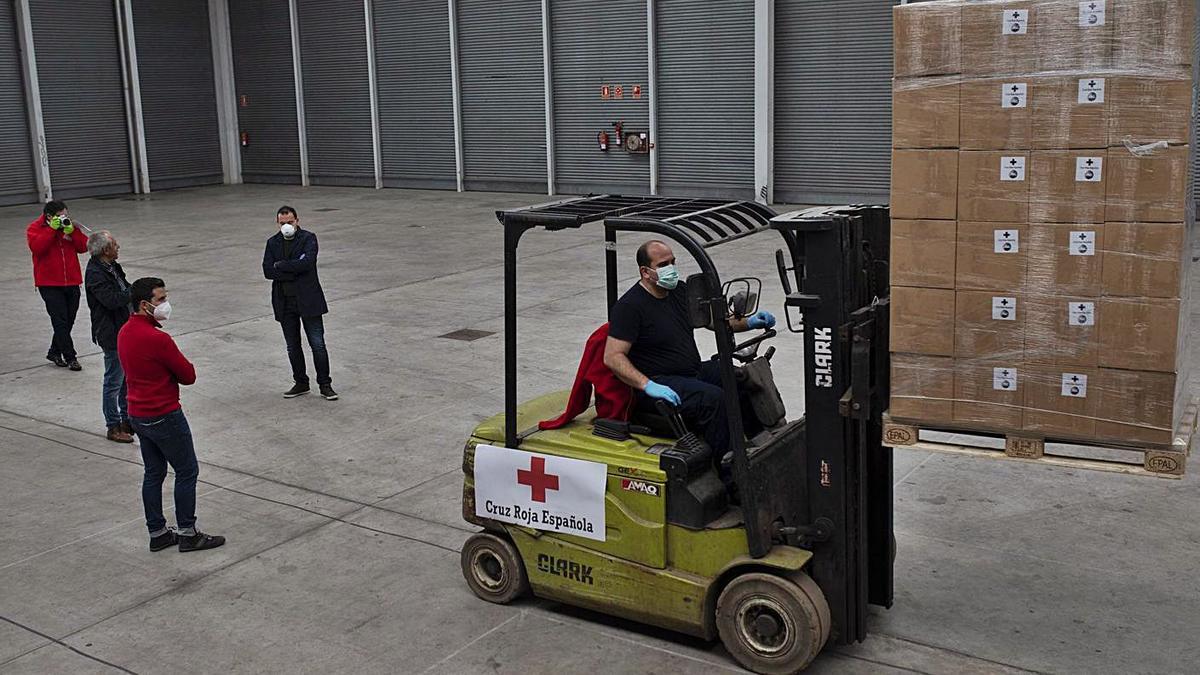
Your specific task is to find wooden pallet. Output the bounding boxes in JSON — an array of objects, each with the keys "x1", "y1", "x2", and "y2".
[{"x1": 881, "y1": 399, "x2": 1197, "y2": 479}]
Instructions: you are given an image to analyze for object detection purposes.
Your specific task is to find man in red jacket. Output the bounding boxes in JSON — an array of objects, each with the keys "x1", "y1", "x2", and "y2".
[
  {"x1": 26, "y1": 200, "x2": 88, "y2": 370},
  {"x1": 118, "y1": 277, "x2": 225, "y2": 553}
]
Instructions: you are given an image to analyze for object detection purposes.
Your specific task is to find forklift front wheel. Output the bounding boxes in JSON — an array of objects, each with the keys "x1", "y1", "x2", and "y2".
[
  {"x1": 461, "y1": 532, "x2": 529, "y2": 604},
  {"x1": 715, "y1": 572, "x2": 830, "y2": 674}
]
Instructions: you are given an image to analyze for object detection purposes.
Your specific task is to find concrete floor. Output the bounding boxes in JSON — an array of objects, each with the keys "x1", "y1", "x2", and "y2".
[{"x1": 0, "y1": 184, "x2": 1196, "y2": 675}]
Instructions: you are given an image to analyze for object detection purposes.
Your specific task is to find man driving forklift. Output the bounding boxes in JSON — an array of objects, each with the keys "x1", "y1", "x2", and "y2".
[{"x1": 604, "y1": 239, "x2": 777, "y2": 479}]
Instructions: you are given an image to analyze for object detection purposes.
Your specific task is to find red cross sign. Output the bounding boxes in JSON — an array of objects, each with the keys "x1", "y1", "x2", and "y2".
[{"x1": 517, "y1": 456, "x2": 560, "y2": 503}]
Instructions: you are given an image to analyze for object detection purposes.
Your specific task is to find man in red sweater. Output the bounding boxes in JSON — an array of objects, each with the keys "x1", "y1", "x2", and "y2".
[
  {"x1": 26, "y1": 200, "x2": 88, "y2": 370},
  {"x1": 118, "y1": 277, "x2": 225, "y2": 552}
]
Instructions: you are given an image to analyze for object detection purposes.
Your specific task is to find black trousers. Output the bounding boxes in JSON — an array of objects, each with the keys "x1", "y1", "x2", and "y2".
[{"x1": 38, "y1": 285, "x2": 80, "y2": 361}]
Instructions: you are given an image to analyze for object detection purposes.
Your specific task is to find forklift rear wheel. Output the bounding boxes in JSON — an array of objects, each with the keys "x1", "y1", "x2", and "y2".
[
  {"x1": 461, "y1": 533, "x2": 529, "y2": 604},
  {"x1": 716, "y1": 572, "x2": 830, "y2": 674}
]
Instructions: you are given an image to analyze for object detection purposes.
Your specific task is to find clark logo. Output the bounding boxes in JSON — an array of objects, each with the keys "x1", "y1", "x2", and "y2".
[
  {"x1": 620, "y1": 478, "x2": 659, "y2": 497},
  {"x1": 813, "y1": 327, "x2": 833, "y2": 388},
  {"x1": 537, "y1": 554, "x2": 594, "y2": 585}
]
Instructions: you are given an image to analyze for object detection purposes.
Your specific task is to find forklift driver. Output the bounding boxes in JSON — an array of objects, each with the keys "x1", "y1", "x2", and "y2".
[{"x1": 604, "y1": 240, "x2": 775, "y2": 474}]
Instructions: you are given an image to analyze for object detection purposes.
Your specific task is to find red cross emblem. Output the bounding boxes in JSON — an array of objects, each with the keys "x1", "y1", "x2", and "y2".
[{"x1": 517, "y1": 456, "x2": 559, "y2": 503}]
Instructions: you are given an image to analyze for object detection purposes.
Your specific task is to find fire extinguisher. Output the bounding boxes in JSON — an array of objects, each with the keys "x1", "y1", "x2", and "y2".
[
  {"x1": 240, "y1": 131, "x2": 250, "y2": 147},
  {"x1": 597, "y1": 130, "x2": 609, "y2": 152}
]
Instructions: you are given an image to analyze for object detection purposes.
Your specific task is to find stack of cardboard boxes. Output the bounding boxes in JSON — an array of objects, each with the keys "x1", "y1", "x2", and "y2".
[{"x1": 889, "y1": 0, "x2": 1194, "y2": 446}]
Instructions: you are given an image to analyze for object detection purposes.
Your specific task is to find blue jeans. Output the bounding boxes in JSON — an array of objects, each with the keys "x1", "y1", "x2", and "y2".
[
  {"x1": 130, "y1": 409, "x2": 199, "y2": 534},
  {"x1": 101, "y1": 349, "x2": 128, "y2": 428},
  {"x1": 280, "y1": 296, "x2": 330, "y2": 386}
]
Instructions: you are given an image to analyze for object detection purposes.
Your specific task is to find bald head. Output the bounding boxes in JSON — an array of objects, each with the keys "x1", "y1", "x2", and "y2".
[{"x1": 636, "y1": 240, "x2": 673, "y2": 269}]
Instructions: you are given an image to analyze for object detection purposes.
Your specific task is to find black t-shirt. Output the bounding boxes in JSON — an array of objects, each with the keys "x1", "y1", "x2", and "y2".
[
  {"x1": 280, "y1": 237, "x2": 297, "y2": 297},
  {"x1": 608, "y1": 281, "x2": 701, "y2": 378}
]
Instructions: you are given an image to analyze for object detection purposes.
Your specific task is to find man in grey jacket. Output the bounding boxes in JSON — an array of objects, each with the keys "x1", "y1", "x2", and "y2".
[{"x1": 85, "y1": 230, "x2": 133, "y2": 443}]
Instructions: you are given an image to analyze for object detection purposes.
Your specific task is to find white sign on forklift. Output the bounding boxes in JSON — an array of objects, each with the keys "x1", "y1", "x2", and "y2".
[{"x1": 474, "y1": 445, "x2": 607, "y2": 542}]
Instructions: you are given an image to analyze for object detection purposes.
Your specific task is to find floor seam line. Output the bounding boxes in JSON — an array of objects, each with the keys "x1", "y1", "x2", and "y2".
[{"x1": 0, "y1": 615, "x2": 139, "y2": 674}]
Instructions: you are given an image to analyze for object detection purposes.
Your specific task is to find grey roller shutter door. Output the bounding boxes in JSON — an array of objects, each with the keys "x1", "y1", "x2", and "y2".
[
  {"x1": 457, "y1": 0, "x2": 545, "y2": 193},
  {"x1": 656, "y1": 0, "x2": 754, "y2": 199},
  {"x1": 774, "y1": 0, "x2": 897, "y2": 204},
  {"x1": 230, "y1": 0, "x2": 301, "y2": 184},
  {"x1": 133, "y1": 0, "x2": 223, "y2": 190},
  {"x1": 373, "y1": 0, "x2": 456, "y2": 190},
  {"x1": 550, "y1": 0, "x2": 648, "y2": 196},
  {"x1": 30, "y1": 0, "x2": 132, "y2": 200},
  {"x1": 297, "y1": 0, "x2": 374, "y2": 186},
  {"x1": 0, "y1": 1, "x2": 36, "y2": 206}
]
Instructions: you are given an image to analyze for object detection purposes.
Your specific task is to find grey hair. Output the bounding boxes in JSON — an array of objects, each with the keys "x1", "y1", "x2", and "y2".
[{"x1": 88, "y1": 230, "x2": 116, "y2": 258}]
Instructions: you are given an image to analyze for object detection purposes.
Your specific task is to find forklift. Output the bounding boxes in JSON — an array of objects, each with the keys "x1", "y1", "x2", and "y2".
[{"x1": 459, "y1": 195, "x2": 893, "y2": 674}]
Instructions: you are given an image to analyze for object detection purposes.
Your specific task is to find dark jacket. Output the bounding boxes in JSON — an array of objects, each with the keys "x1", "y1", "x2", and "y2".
[
  {"x1": 84, "y1": 256, "x2": 131, "y2": 351},
  {"x1": 262, "y1": 228, "x2": 328, "y2": 320}
]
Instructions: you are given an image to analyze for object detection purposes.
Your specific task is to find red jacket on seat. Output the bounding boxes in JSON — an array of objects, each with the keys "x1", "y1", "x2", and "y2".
[
  {"x1": 27, "y1": 215, "x2": 88, "y2": 287},
  {"x1": 539, "y1": 323, "x2": 634, "y2": 430}
]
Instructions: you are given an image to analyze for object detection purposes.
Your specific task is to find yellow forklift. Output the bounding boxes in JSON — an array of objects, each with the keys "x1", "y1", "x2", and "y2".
[{"x1": 459, "y1": 196, "x2": 893, "y2": 673}]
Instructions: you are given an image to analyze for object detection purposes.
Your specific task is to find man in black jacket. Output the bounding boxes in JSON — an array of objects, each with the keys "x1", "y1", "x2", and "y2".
[
  {"x1": 262, "y1": 206, "x2": 337, "y2": 400},
  {"x1": 85, "y1": 230, "x2": 133, "y2": 442}
]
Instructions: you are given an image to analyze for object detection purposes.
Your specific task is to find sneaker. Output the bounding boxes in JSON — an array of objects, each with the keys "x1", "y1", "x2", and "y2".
[
  {"x1": 319, "y1": 384, "x2": 339, "y2": 401},
  {"x1": 149, "y1": 529, "x2": 178, "y2": 552},
  {"x1": 178, "y1": 531, "x2": 226, "y2": 552},
  {"x1": 106, "y1": 426, "x2": 134, "y2": 443},
  {"x1": 67, "y1": 360, "x2": 82, "y2": 371},
  {"x1": 47, "y1": 354, "x2": 67, "y2": 367},
  {"x1": 283, "y1": 383, "x2": 310, "y2": 398}
]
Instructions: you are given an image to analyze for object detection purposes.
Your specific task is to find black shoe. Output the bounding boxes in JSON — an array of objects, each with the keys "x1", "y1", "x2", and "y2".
[
  {"x1": 178, "y1": 531, "x2": 226, "y2": 552},
  {"x1": 67, "y1": 359, "x2": 81, "y2": 371},
  {"x1": 283, "y1": 383, "x2": 310, "y2": 398},
  {"x1": 149, "y1": 529, "x2": 177, "y2": 552},
  {"x1": 47, "y1": 354, "x2": 67, "y2": 367},
  {"x1": 319, "y1": 384, "x2": 339, "y2": 401}
]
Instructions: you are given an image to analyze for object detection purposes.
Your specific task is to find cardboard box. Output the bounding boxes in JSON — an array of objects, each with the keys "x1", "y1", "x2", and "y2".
[
  {"x1": 891, "y1": 286, "x2": 956, "y2": 356},
  {"x1": 1105, "y1": 145, "x2": 1189, "y2": 223},
  {"x1": 1030, "y1": 75, "x2": 1108, "y2": 150},
  {"x1": 953, "y1": 359, "x2": 1024, "y2": 429},
  {"x1": 1033, "y1": 0, "x2": 1114, "y2": 72},
  {"x1": 954, "y1": 290, "x2": 1025, "y2": 359},
  {"x1": 1108, "y1": 72, "x2": 1192, "y2": 147},
  {"x1": 894, "y1": 2, "x2": 962, "y2": 77},
  {"x1": 958, "y1": 151, "x2": 1028, "y2": 222},
  {"x1": 890, "y1": 353, "x2": 955, "y2": 423},
  {"x1": 1097, "y1": 297, "x2": 1181, "y2": 372},
  {"x1": 891, "y1": 150, "x2": 959, "y2": 220},
  {"x1": 1101, "y1": 222, "x2": 1186, "y2": 298},
  {"x1": 955, "y1": 221, "x2": 1027, "y2": 291},
  {"x1": 893, "y1": 78, "x2": 960, "y2": 149},
  {"x1": 1029, "y1": 151, "x2": 1107, "y2": 223},
  {"x1": 1024, "y1": 295, "x2": 1100, "y2": 367},
  {"x1": 1113, "y1": 0, "x2": 1195, "y2": 69},
  {"x1": 961, "y1": 1, "x2": 1037, "y2": 76},
  {"x1": 892, "y1": 219, "x2": 956, "y2": 289},
  {"x1": 1094, "y1": 368, "x2": 1178, "y2": 445},
  {"x1": 1025, "y1": 223, "x2": 1104, "y2": 296},
  {"x1": 960, "y1": 78, "x2": 1032, "y2": 150},
  {"x1": 1022, "y1": 365, "x2": 1099, "y2": 438}
]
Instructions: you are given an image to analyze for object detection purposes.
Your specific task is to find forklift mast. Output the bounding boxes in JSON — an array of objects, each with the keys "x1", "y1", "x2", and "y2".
[{"x1": 771, "y1": 205, "x2": 893, "y2": 645}]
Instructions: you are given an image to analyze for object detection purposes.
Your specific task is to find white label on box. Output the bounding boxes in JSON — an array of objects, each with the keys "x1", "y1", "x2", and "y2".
[
  {"x1": 1079, "y1": 1, "x2": 1106, "y2": 27},
  {"x1": 1077, "y1": 78, "x2": 1106, "y2": 104},
  {"x1": 1075, "y1": 156, "x2": 1103, "y2": 182},
  {"x1": 992, "y1": 296, "x2": 1017, "y2": 321},
  {"x1": 1069, "y1": 230, "x2": 1096, "y2": 256},
  {"x1": 993, "y1": 367, "x2": 1019, "y2": 392},
  {"x1": 1000, "y1": 156, "x2": 1026, "y2": 181},
  {"x1": 1003, "y1": 9, "x2": 1029, "y2": 34},
  {"x1": 994, "y1": 229, "x2": 1019, "y2": 253},
  {"x1": 1068, "y1": 301, "x2": 1095, "y2": 326},
  {"x1": 1001, "y1": 83, "x2": 1028, "y2": 108},
  {"x1": 1061, "y1": 372, "x2": 1089, "y2": 398}
]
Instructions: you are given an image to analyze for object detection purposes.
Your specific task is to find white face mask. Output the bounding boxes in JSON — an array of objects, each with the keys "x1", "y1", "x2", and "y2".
[
  {"x1": 152, "y1": 300, "x2": 172, "y2": 322},
  {"x1": 280, "y1": 223, "x2": 296, "y2": 238}
]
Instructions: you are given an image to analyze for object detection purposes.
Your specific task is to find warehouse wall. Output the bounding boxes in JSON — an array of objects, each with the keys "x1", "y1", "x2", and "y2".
[{"x1": 0, "y1": 1, "x2": 37, "y2": 206}]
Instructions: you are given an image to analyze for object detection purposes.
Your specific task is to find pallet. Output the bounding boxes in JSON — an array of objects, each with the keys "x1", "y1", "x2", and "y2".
[{"x1": 881, "y1": 399, "x2": 1197, "y2": 479}]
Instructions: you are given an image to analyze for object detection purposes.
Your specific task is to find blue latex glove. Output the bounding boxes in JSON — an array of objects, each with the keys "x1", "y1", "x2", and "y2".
[
  {"x1": 643, "y1": 381, "x2": 682, "y2": 407},
  {"x1": 748, "y1": 310, "x2": 776, "y2": 330}
]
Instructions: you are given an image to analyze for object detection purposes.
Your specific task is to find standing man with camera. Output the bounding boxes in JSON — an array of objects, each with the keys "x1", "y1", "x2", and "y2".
[
  {"x1": 262, "y1": 206, "x2": 337, "y2": 400},
  {"x1": 27, "y1": 200, "x2": 89, "y2": 371}
]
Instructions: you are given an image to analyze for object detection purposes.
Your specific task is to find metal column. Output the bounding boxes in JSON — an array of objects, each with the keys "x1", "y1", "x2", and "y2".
[
  {"x1": 14, "y1": 0, "x2": 51, "y2": 201},
  {"x1": 364, "y1": 0, "x2": 383, "y2": 189},
  {"x1": 540, "y1": 0, "x2": 554, "y2": 196},
  {"x1": 447, "y1": 0, "x2": 465, "y2": 192},
  {"x1": 208, "y1": 0, "x2": 242, "y2": 185},
  {"x1": 645, "y1": 0, "x2": 658, "y2": 195},
  {"x1": 288, "y1": 0, "x2": 310, "y2": 186},
  {"x1": 754, "y1": 0, "x2": 773, "y2": 205}
]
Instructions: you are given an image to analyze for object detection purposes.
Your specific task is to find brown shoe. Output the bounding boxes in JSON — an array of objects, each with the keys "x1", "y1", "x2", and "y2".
[
  {"x1": 119, "y1": 420, "x2": 133, "y2": 435},
  {"x1": 107, "y1": 427, "x2": 134, "y2": 443}
]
